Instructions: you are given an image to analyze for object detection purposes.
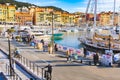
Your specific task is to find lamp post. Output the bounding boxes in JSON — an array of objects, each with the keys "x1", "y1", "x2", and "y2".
[
  {"x1": 50, "y1": 11, "x2": 54, "y2": 54},
  {"x1": 18, "y1": 17, "x2": 20, "y2": 30},
  {"x1": 108, "y1": 35, "x2": 111, "y2": 51},
  {"x1": 8, "y1": 36, "x2": 14, "y2": 76}
]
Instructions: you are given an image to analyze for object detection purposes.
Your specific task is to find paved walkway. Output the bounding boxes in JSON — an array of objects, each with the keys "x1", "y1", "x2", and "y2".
[
  {"x1": 0, "y1": 50, "x2": 32, "y2": 80},
  {"x1": 1, "y1": 38, "x2": 120, "y2": 80},
  {"x1": 0, "y1": 38, "x2": 37, "y2": 80}
]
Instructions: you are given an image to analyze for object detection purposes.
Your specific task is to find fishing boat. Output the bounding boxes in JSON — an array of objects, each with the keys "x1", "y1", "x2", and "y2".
[{"x1": 78, "y1": 0, "x2": 120, "y2": 53}]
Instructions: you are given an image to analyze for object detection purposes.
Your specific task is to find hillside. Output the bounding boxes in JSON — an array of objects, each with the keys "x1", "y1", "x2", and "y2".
[{"x1": 0, "y1": 0, "x2": 66, "y2": 12}]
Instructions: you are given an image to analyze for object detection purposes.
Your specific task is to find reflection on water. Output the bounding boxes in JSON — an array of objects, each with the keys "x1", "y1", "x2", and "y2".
[{"x1": 55, "y1": 31, "x2": 84, "y2": 49}]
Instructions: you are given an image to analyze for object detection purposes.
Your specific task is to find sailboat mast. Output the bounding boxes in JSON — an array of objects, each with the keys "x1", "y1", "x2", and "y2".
[
  {"x1": 94, "y1": 0, "x2": 97, "y2": 27},
  {"x1": 113, "y1": 0, "x2": 116, "y2": 25},
  {"x1": 85, "y1": 0, "x2": 91, "y2": 25}
]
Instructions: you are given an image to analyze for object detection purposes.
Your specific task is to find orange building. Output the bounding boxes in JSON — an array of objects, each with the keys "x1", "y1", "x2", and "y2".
[{"x1": 15, "y1": 12, "x2": 32, "y2": 26}]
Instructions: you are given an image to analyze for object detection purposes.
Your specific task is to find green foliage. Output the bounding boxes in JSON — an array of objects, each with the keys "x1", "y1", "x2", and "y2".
[
  {"x1": 7, "y1": 28, "x2": 15, "y2": 33},
  {"x1": 15, "y1": 36, "x2": 20, "y2": 39}
]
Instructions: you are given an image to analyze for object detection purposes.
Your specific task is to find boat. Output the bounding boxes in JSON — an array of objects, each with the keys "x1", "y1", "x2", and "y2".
[
  {"x1": 53, "y1": 33, "x2": 63, "y2": 36},
  {"x1": 79, "y1": 32, "x2": 120, "y2": 53},
  {"x1": 71, "y1": 28, "x2": 78, "y2": 32},
  {"x1": 53, "y1": 33, "x2": 63, "y2": 40},
  {"x1": 27, "y1": 28, "x2": 51, "y2": 41},
  {"x1": 60, "y1": 28, "x2": 71, "y2": 32},
  {"x1": 78, "y1": 0, "x2": 120, "y2": 53}
]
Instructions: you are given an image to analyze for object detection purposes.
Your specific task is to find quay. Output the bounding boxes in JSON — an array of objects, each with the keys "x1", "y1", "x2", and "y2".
[{"x1": 1, "y1": 37, "x2": 120, "y2": 80}]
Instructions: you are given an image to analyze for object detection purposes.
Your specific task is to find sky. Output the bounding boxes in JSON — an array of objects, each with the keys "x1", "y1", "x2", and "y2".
[{"x1": 16, "y1": 0, "x2": 120, "y2": 13}]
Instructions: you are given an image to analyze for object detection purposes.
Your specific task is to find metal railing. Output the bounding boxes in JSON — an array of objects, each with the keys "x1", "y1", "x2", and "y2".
[
  {"x1": 15, "y1": 54, "x2": 42, "y2": 80},
  {"x1": 6, "y1": 64, "x2": 22, "y2": 80}
]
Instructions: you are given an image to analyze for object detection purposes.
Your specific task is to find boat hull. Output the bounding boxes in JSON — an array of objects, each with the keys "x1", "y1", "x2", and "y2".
[{"x1": 81, "y1": 42, "x2": 120, "y2": 54}]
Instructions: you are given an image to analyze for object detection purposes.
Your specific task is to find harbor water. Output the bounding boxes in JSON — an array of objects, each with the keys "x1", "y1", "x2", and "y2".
[{"x1": 55, "y1": 31, "x2": 84, "y2": 49}]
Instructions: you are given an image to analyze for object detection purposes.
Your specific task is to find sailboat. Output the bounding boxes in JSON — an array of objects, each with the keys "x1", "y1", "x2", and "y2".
[{"x1": 78, "y1": 0, "x2": 120, "y2": 53}]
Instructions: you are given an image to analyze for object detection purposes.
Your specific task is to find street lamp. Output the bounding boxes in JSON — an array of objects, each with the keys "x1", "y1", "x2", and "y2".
[
  {"x1": 17, "y1": 17, "x2": 21, "y2": 31},
  {"x1": 50, "y1": 11, "x2": 54, "y2": 54},
  {"x1": 8, "y1": 36, "x2": 14, "y2": 76},
  {"x1": 108, "y1": 35, "x2": 111, "y2": 51}
]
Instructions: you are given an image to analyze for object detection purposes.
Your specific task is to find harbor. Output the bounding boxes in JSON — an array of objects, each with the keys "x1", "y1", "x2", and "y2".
[{"x1": 0, "y1": 0, "x2": 120, "y2": 80}]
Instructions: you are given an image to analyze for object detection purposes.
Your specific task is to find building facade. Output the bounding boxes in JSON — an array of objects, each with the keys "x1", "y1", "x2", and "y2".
[
  {"x1": 0, "y1": 3, "x2": 16, "y2": 25},
  {"x1": 15, "y1": 12, "x2": 32, "y2": 26}
]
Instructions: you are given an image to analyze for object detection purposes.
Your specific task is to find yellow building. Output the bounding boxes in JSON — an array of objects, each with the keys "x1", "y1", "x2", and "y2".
[
  {"x1": 30, "y1": 7, "x2": 63, "y2": 26},
  {"x1": 53, "y1": 11, "x2": 62, "y2": 26},
  {"x1": 31, "y1": 7, "x2": 55, "y2": 25},
  {"x1": 68, "y1": 13, "x2": 75, "y2": 26},
  {"x1": 61, "y1": 12, "x2": 69, "y2": 25},
  {"x1": 0, "y1": 3, "x2": 16, "y2": 25},
  {"x1": 30, "y1": 7, "x2": 77, "y2": 26}
]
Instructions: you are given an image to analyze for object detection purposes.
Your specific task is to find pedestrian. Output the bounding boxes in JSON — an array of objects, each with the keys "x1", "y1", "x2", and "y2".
[
  {"x1": 93, "y1": 53, "x2": 99, "y2": 65},
  {"x1": 66, "y1": 50, "x2": 71, "y2": 62},
  {"x1": 41, "y1": 39, "x2": 44, "y2": 46},
  {"x1": 54, "y1": 44, "x2": 58, "y2": 51},
  {"x1": 14, "y1": 47, "x2": 20, "y2": 58},
  {"x1": 44, "y1": 64, "x2": 52, "y2": 80}
]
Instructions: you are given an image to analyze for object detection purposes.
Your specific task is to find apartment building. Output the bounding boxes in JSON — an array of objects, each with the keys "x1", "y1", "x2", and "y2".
[{"x1": 0, "y1": 3, "x2": 16, "y2": 25}]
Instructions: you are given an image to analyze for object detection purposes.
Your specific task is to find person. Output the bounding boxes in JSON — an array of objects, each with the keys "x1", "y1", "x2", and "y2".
[
  {"x1": 44, "y1": 64, "x2": 52, "y2": 80},
  {"x1": 14, "y1": 47, "x2": 20, "y2": 58},
  {"x1": 93, "y1": 53, "x2": 99, "y2": 65},
  {"x1": 54, "y1": 43, "x2": 58, "y2": 51},
  {"x1": 66, "y1": 50, "x2": 71, "y2": 62},
  {"x1": 41, "y1": 39, "x2": 44, "y2": 46}
]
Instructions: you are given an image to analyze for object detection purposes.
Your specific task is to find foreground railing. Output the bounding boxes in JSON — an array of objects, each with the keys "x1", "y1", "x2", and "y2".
[{"x1": 6, "y1": 64, "x2": 22, "y2": 80}]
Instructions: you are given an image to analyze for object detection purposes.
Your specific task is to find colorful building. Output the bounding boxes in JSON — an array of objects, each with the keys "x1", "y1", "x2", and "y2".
[
  {"x1": 15, "y1": 12, "x2": 32, "y2": 26},
  {"x1": 0, "y1": 3, "x2": 16, "y2": 25}
]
